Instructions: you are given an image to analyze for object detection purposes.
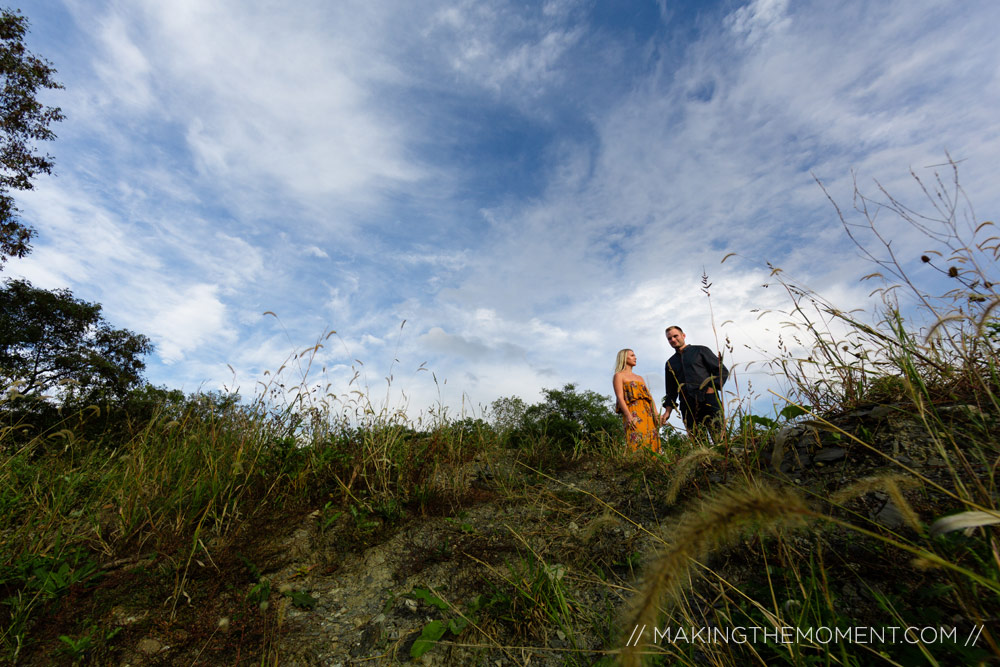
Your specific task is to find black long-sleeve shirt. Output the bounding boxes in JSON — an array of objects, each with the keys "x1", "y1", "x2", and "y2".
[{"x1": 663, "y1": 344, "x2": 729, "y2": 414}]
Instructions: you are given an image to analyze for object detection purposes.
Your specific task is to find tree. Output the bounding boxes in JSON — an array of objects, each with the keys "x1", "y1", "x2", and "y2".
[
  {"x1": 0, "y1": 278, "x2": 152, "y2": 400},
  {"x1": 0, "y1": 8, "x2": 63, "y2": 267},
  {"x1": 513, "y1": 383, "x2": 620, "y2": 450},
  {"x1": 489, "y1": 395, "x2": 527, "y2": 433}
]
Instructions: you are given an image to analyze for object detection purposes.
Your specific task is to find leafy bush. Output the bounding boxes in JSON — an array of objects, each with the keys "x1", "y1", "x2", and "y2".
[{"x1": 504, "y1": 383, "x2": 620, "y2": 451}]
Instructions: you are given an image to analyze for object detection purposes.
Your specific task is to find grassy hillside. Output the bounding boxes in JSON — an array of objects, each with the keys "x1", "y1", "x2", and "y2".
[{"x1": 2, "y1": 164, "x2": 999, "y2": 664}]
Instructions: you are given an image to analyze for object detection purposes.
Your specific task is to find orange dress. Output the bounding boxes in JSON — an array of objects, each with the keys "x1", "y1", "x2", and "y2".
[{"x1": 622, "y1": 379, "x2": 660, "y2": 452}]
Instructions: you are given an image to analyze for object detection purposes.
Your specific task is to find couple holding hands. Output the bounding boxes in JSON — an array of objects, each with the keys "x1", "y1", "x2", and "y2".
[{"x1": 613, "y1": 325, "x2": 729, "y2": 452}]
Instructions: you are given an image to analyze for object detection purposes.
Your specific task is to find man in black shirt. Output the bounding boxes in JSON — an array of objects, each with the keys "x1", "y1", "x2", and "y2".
[{"x1": 662, "y1": 325, "x2": 728, "y2": 439}]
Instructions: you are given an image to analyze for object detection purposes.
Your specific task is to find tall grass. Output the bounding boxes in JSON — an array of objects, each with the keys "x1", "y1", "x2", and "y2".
[
  {"x1": 623, "y1": 158, "x2": 1000, "y2": 664},
  {"x1": 0, "y1": 343, "x2": 506, "y2": 660},
  {"x1": 1, "y1": 323, "x2": 638, "y2": 663}
]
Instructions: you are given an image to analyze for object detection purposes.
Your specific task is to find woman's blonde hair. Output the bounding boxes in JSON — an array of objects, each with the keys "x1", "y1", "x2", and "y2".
[{"x1": 614, "y1": 348, "x2": 632, "y2": 374}]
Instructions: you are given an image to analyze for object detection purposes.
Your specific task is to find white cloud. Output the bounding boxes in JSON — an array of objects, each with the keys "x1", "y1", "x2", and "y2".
[
  {"x1": 148, "y1": 283, "x2": 232, "y2": 363},
  {"x1": 304, "y1": 246, "x2": 329, "y2": 259},
  {"x1": 428, "y1": 0, "x2": 585, "y2": 99},
  {"x1": 726, "y1": 0, "x2": 791, "y2": 47},
  {"x1": 14, "y1": 0, "x2": 1000, "y2": 421},
  {"x1": 397, "y1": 0, "x2": 1000, "y2": 416},
  {"x1": 394, "y1": 247, "x2": 469, "y2": 271},
  {"x1": 93, "y1": 11, "x2": 154, "y2": 110},
  {"x1": 74, "y1": 0, "x2": 426, "y2": 217}
]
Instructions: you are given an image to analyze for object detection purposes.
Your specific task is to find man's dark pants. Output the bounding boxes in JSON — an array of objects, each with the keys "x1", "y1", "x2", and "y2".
[{"x1": 681, "y1": 395, "x2": 723, "y2": 441}]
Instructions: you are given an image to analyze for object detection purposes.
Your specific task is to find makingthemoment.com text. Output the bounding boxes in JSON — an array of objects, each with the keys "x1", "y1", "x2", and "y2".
[{"x1": 625, "y1": 625, "x2": 984, "y2": 647}]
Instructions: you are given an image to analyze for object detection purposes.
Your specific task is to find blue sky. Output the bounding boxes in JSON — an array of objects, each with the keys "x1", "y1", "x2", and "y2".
[{"x1": 9, "y1": 0, "x2": 1000, "y2": 424}]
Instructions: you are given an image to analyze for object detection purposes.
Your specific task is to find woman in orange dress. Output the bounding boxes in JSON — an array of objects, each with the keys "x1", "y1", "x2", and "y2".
[{"x1": 613, "y1": 348, "x2": 662, "y2": 453}]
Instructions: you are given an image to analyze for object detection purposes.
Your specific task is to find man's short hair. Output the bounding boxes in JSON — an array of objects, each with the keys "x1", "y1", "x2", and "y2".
[{"x1": 665, "y1": 325, "x2": 684, "y2": 335}]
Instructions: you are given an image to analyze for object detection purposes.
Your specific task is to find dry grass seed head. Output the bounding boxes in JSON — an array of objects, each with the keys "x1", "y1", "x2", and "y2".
[
  {"x1": 665, "y1": 447, "x2": 720, "y2": 505},
  {"x1": 829, "y1": 473, "x2": 918, "y2": 505},
  {"x1": 882, "y1": 477, "x2": 923, "y2": 532},
  {"x1": 828, "y1": 473, "x2": 923, "y2": 532},
  {"x1": 578, "y1": 509, "x2": 619, "y2": 542},
  {"x1": 621, "y1": 482, "x2": 811, "y2": 667}
]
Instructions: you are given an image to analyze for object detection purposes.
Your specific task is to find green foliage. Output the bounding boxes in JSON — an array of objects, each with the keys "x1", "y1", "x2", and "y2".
[
  {"x1": 319, "y1": 501, "x2": 342, "y2": 534},
  {"x1": 237, "y1": 552, "x2": 262, "y2": 583},
  {"x1": 348, "y1": 504, "x2": 379, "y2": 535},
  {"x1": 288, "y1": 590, "x2": 317, "y2": 610},
  {"x1": 247, "y1": 579, "x2": 270, "y2": 607},
  {"x1": 410, "y1": 619, "x2": 446, "y2": 658},
  {"x1": 444, "y1": 515, "x2": 474, "y2": 533},
  {"x1": 0, "y1": 546, "x2": 102, "y2": 662},
  {"x1": 863, "y1": 374, "x2": 907, "y2": 402},
  {"x1": 2, "y1": 547, "x2": 101, "y2": 601},
  {"x1": 409, "y1": 587, "x2": 449, "y2": 610},
  {"x1": 373, "y1": 498, "x2": 403, "y2": 523},
  {"x1": 57, "y1": 625, "x2": 119, "y2": 662},
  {"x1": 406, "y1": 588, "x2": 479, "y2": 659},
  {"x1": 482, "y1": 555, "x2": 578, "y2": 646},
  {"x1": 0, "y1": 278, "x2": 152, "y2": 401},
  {"x1": 1, "y1": 383, "x2": 191, "y2": 452},
  {"x1": 507, "y1": 383, "x2": 619, "y2": 451},
  {"x1": 257, "y1": 434, "x2": 308, "y2": 478},
  {"x1": 489, "y1": 395, "x2": 527, "y2": 433},
  {"x1": 0, "y1": 9, "x2": 64, "y2": 266},
  {"x1": 740, "y1": 403, "x2": 811, "y2": 431},
  {"x1": 56, "y1": 632, "x2": 92, "y2": 661},
  {"x1": 778, "y1": 404, "x2": 810, "y2": 421}
]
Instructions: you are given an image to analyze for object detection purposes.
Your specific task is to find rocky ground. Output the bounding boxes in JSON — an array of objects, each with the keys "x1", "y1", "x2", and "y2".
[
  {"x1": 25, "y1": 453, "x2": 670, "y2": 665},
  {"x1": 254, "y1": 457, "x2": 666, "y2": 666}
]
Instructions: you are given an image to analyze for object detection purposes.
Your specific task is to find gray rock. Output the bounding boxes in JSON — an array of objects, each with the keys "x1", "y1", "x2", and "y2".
[
  {"x1": 814, "y1": 447, "x2": 846, "y2": 464},
  {"x1": 287, "y1": 528, "x2": 312, "y2": 559},
  {"x1": 874, "y1": 499, "x2": 905, "y2": 530},
  {"x1": 870, "y1": 404, "x2": 895, "y2": 419},
  {"x1": 775, "y1": 425, "x2": 804, "y2": 448},
  {"x1": 351, "y1": 617, "x2": 384, "y2": 657},
  {"x1": 789, "y1": 448, "x2": 812, "y2": 470},
  {"x1": 137, "y1": 638, "x2": 163, "y2": 655}
]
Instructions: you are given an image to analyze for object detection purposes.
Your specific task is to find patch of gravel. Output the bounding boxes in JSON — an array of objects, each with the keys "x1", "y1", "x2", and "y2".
[{"x1": 269, "y1": 460, "x2": 662, "y2": 665}]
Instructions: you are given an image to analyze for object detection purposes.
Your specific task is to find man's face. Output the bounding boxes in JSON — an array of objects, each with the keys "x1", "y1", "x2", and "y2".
[{"x1": 666, "y1": 328, "x2": 686, "y2": 350}]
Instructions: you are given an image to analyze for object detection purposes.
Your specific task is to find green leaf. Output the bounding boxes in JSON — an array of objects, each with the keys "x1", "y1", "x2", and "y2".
[
  {"x1": 779, "y1": 404, "x2": 811, "y2": 420},
  {"x1": 288, "y1": 591, "x2": 317, "y2": 609},
  {"x1": 410, "y1": 620, "x2": 447, "y2": 658},
  {"x1": 742, "y1": 414, "x2": 777, "y2": 429},
  {"x1": 410, "y1": 587, "x2": 449, "y2": 610},
  {"x1": 448, "y1": 617, "x2": 469, "y2": 634}
]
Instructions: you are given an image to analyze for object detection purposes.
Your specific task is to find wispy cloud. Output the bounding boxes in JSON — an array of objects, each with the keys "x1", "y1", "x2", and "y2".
[{"x1": 11, "y1": 0, "x2": 1000, "y2": 419}]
